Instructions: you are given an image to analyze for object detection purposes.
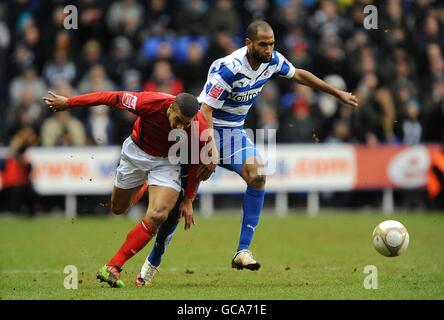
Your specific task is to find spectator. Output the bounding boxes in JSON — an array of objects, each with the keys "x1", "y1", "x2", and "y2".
[
  {"x1": 76, "y1": 40, "x2": 104, "y2": 82},
  {"x1": 399, "y1": 99, "x2": 422, "y2": 145},
  {"x1": 325, "y1": 119, "x2": 353, "y2": 144},
  {"x1": 106, "y1": 0, "x2": 144, "y2": 40},
  {"x1": 207, "y1": 0, "x2": 241, "y2": 35},
  {"x1": 0, "y1": 127, "x2": 38, "y2": 216},
  {"x1": 42, "y1": 48, "x2": 76, "y2": 87},
  {"x1": 278, "y1": 85, "x2": 319, "y2": 143},
  {"x1": 282, "y1": 26, "x2": 311, "y2": 70},
  {"x1": 250, "y1": 80, "x2": 281, "y2": 131},
  {"x1": 9, "y1": 66, "x2": 47, "y2": 113},
  {"x1": 121, "y1": 69, "x2": 142, "y2": 92},
  {"x1": 106, "y1": 36, "x2": 136, "y2": 85},
  {"x1": 206, "y1": 28, "x2": 241, "y2": 65},
  {"x1": 143, "y1": 0, "x2": 173, "y2": 30},
  {"x1": 242, "y1": 0, "x2": 270, "y2": 22},
  {"x1": 40, "y1": 82, "x2": 85, "y2": 146},
  {"x1": 175, "y1": 0, "x2": 209, "y2": 35},
  {"x1": 76, "y1": 0, "x2": 106, "y2": 44},
  {"x1": 353, "y1": 73, "x2": 396, "y2": 145},
  {"x1": 142, "y1": 60, "x2": 184, "y2": 96},
  {"x1": 174, "y1": 35, "x2": 208, "y2": 64},
  {"x1": 21, "y1": 21, "x2": 43, "y2": 72},
  {"x1": 85, "y1": 106, "x2": 115, "y2": 146},
  {"x1": 423, "y1": 80, "x2": 444, "y2": 142},
  {"x1": 178, "y1": 42, "x2": 208, "y2": 95},
  {"x1": 139, "y1": 24, "x2": 175, "y2": 62},
  {"x1": 77, "y1": 64, "x2": 115, "y2": 94},
  {"x1": 41, "y1": 111, "x2": 87, "y2": 146},
  {"x1": 256, "y1": 107, "x2": 279, "y2": 145}
]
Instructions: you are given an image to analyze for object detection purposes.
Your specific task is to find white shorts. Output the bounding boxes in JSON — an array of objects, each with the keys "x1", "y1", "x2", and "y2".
[{"x1": 114, "y1": 137, "x2": 181, "y2": 192}]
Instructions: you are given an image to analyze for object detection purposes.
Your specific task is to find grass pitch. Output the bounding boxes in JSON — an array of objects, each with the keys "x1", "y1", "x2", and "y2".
[{"x1": 1, "y1": 211, "x2": 443, "y2": 300}]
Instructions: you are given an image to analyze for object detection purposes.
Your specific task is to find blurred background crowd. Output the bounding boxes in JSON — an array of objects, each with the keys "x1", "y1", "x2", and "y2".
[{"x1": 1, "y1": 0, "x2": 444, "y2": 214}]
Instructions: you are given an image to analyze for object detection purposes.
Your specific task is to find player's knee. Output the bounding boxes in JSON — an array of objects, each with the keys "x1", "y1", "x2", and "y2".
[
  {"x1": 247, "y1": 173, "x2": 266, "y2": 189},
  {"x1": 110, "y1": 201, "x2": 128, "y2": 215},
  {"x1": 147, "y1": 205, "x2": 171, "y2": 227}
]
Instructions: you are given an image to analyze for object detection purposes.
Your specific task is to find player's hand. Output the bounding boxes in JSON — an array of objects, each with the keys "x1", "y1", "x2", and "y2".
[
  {"x1": 179, "y1": 197, "x2": 195, "y2": 230},
  {"x1": 196, "y1": 136, "x2": 218, "y2": 181},
  {"x1": 336, "y1": 90, "x2": 358, "y2": 108},
  {"x1": 42, "y1": 91, "x2": 69, "y2": 112}
]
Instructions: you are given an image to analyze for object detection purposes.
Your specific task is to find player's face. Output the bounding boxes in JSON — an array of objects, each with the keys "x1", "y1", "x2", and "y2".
[
  {"x1": 168, "y1": 104, "x2": 193, "y2": 130},
  {"x1": 248, "y1": 30, "x2": 275, "y2": 64}
]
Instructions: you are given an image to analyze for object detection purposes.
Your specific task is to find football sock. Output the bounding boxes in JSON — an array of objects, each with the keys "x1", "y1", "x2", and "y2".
[
  {"x1": 148, "y1": 215, "x2": 179, "y2": 267},
  {"x1": 107, "y1": 218, "x2": 156, "y2": 269},
  {"x1": 237, "y1": 187, "x2": 265, "y2": 251}
]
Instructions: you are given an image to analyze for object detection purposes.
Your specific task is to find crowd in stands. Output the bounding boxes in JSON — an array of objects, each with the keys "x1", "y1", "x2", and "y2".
[{"x1": 1, "y1": 0, "x2": 444, "y2": 149}]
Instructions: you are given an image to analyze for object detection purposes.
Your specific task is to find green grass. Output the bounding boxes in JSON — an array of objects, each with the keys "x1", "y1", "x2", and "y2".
[{"x1": 1, "y1": 211, "x2": 444, "y2": 299}]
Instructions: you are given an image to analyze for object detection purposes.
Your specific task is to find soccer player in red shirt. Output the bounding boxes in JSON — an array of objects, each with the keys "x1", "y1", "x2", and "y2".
[
  {"x1": 43, "y1": 90, "x2": 209, "y2": 287},
  {"x1": 131, "y1": 159, "x2": 205, "y2": 286}
]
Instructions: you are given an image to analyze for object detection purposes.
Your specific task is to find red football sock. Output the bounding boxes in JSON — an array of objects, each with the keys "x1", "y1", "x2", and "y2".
[
  {"x1": 132, "y1": 182, "x2": 148, "y2": 206},
  {"x1": 107, "y1": 218, "x2": 156, "y2": 269}
]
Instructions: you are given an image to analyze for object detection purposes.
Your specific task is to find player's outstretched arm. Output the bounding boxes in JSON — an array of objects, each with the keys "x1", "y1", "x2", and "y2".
[
  {"x1": 42, "y1": 91, "x2": 69, "y2": 112},
  {"x1": 43, "y1": 91, "x2": 125, "y2": 112},
  {"x1": 293, "y1": 69, "x2": 358, "y2": 108}
]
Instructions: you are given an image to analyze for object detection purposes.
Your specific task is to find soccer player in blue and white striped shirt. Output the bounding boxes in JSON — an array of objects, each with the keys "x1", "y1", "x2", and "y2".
[{"x1": 196, "y1": 20, "x2": 358, "y2": 271}]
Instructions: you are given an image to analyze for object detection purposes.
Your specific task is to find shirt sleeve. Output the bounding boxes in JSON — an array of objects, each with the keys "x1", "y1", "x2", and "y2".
[
  {"x1": 67, "y1": 91, "x2": 158, "y2": 117},
  {"x1": 274, "y1": 51, "x2": 296, "y2": 79},
  {"x1": 67, "y1": 91, "x2": 120, "y2": 108},
  {"x1": 184, "y1": 164, "x2": 201, "y2": 200},
  {"x1": 200, "y1": 64, "x2": 234, "y2": 109},
  {"x1": 184, "y1": 113, "x2": 209, "y2": 199}
]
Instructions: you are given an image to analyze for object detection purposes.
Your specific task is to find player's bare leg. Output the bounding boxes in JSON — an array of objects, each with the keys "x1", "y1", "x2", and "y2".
[
  {"x1": 98, "y1": 185, "x2": 178, "y2": 288},
  {"x1": 131, "y1": 185, "x2": 179, "y2": 286},
  {"x1": 136, "y1": 196, "x2": 182, "y2": 286},
  {"x1": 232, "y1": 156, "x2": 266, "y2": 271},
  {"x1": 144, "y1": 185, "x2": 180, "y2": 230},
  {"x1": 241, "y1": 157, "x2": 266, "y2": 190},
  {"x1": 97, "y1": 184, "x2": 146, "y2": 287},
  {"x1": 110, "y1": 184, "x2": 146, "y2": 215}
]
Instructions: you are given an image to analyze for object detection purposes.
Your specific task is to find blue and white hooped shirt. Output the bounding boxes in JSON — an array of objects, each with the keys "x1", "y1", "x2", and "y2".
[{"x1": 198, "y1": 46, "x2": 296, "y2": 128}]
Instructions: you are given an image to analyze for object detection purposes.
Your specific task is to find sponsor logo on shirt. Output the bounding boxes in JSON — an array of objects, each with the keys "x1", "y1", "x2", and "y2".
[
  {"x1": 228, "y1": 91, "x2": 260, "y2": 103},
  {"x1": 122, "y1": 92, "x2": 137, "y2": 110},
  {"x1": 208, "y1": 83, "x2": 224, "y2": 99}
]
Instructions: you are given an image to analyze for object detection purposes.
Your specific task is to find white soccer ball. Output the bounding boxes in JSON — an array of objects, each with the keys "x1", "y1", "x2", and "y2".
[{"x1": 372, "y1": 220, "x2": 409, "y2": 257}]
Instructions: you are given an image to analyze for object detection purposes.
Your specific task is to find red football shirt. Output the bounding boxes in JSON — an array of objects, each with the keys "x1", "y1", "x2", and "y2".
[{"x1": 67, "y1": 91, "x2": 209, "y2": 198}]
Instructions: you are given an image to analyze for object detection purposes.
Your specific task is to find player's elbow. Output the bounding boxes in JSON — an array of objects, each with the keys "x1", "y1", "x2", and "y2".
[{"x1": 293, "y1": 69, "x2": 309, "y2": 85}]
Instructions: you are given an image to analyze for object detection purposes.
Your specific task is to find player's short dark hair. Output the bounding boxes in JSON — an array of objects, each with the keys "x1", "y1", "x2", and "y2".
[
  {"x1": 246, "y1": 20, "x2": 273, "y2": 41},
  {"x1": 175, "y1": 93, "x2": 199, "y2": 117}
]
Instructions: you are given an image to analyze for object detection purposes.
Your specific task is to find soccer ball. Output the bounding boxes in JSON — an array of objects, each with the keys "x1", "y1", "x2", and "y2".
[{"x1": 372, "y1": 220, "x2": 409, "y2": 257}]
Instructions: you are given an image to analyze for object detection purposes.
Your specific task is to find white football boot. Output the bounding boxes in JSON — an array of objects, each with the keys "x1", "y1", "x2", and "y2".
[
  {"x1": 231, "y1": 249, "x2": 261, "y2": 271},
  {"x1": 135, "y1": 260, "x2": 159, "y2": 286}
]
